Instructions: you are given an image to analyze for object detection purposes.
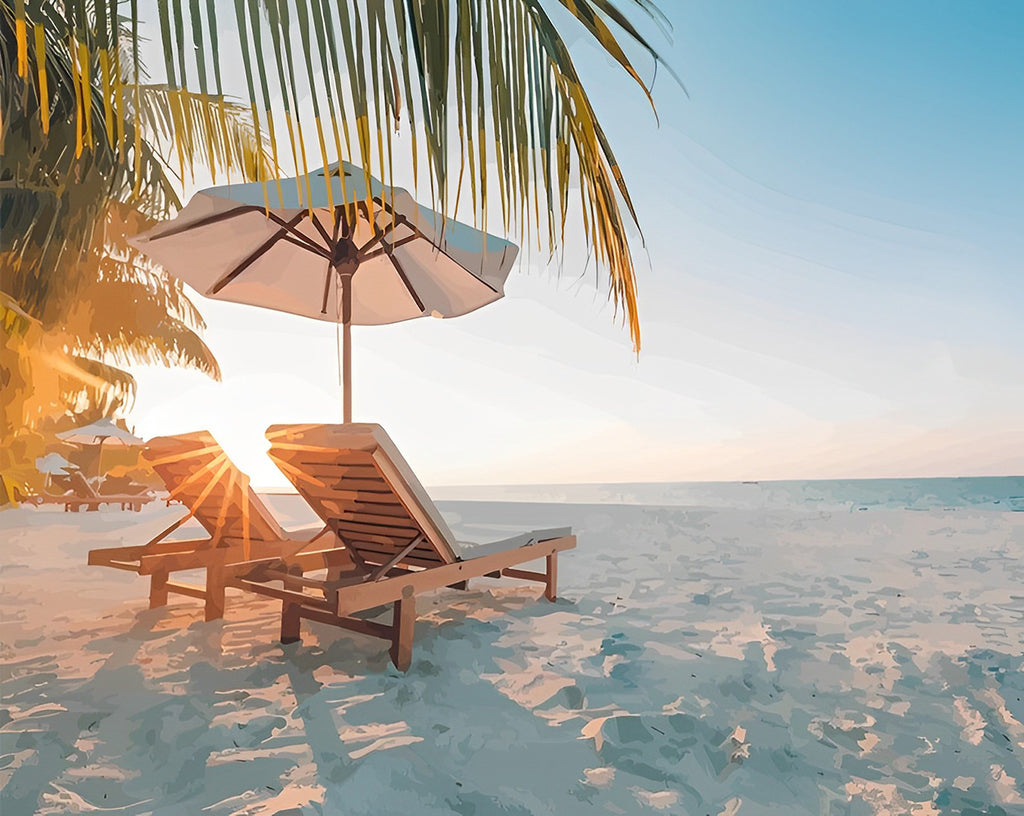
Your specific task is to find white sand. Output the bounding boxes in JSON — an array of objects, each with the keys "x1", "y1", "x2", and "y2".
[{"x1": 2, "y1": 499, "x2": 1023, "y2": 815}]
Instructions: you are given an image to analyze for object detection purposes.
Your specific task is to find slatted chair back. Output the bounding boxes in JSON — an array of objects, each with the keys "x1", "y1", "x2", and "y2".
[
  {"x1": 266, "y1": 423, "x2": 459, "y2": 570},
  {"x1": 143, "y1": 432, "x2": 285, "y2": 544},
  {"x1": 68, "y1": 470, "x2": 99, "y2": 498}
]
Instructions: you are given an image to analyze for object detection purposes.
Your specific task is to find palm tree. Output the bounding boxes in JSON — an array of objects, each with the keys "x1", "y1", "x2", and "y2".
[
  {"x1": 0, "y1": 1, "x2": 269, "y2": 447},
  {"x1": 9, "y1": 0, "x2": 672, "y2": 352}
]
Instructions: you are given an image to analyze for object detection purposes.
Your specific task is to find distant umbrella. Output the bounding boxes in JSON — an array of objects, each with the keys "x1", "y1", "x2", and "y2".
[
  {"x1": 57, "y1": 418, "x2": 144, "y2": 447},
  {"x1": 35, "y1": 453, "x2": 72, "y2": 476},
  {"x1": 57, "y1": 418, "x2": 145, "y2": 479},
  {"x1": 129, "y1": 162, "x2": 519, "y2": 422}
]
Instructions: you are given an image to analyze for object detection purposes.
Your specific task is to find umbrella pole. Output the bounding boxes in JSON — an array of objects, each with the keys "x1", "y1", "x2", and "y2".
[{"x1": 342, "y1": 271, "x2": 353, "y2": 423}]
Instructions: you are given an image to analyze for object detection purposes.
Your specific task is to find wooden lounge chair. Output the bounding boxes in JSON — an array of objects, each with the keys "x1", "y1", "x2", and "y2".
[
  {"x1": 229, "y1": 423, "x2": 576, "y2": 671},
  {"x1": 28, "y1": 471, "x2": 154, "y2": 512},
  {"x1": 24, "y1": 484, "x2": 80, "y2": 511},
  {"x1": 88, "y1": 431, "x2": 339, "y2": 620}
]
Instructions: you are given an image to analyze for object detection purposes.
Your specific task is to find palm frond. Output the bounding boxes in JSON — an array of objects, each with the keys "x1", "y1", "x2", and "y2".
[
  {"x1": 64, "y1": 266, "x2": 221, "y2": 380},
  {"x1": 9, "y1": 0, "x2": 672, "y2": 351},
  {"x1": 1, "y1": 290, "x2": 132, "y2": 435},
  {"x1": 72, "y1": 316, "x2": 221, "y2": 381},
  {"x1": 62, "y1": 356, "x2": 137, "y2": 417},
  {"x1": 1, "y1": 2, "x2": 268, "y2": 275},
  {"x1": 133, "y1": 84, "x2": 275, "y2": 183}
]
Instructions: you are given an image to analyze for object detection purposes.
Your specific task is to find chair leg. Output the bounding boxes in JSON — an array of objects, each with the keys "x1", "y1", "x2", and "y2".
[
  {"x1": 279, "y1": 565, "x2": 305, "y2": 643},
  {"x1": 545, "y1": 553, "x2": 558, "y2": 602},
  {"x1": 149, "y1": 571, "x2": 169, "y2": 608},
  {"x1": 390, "y1": 593, "x2": 416, "y2": 671},
  {"x1": 205, "y1": 563, "x2": 226, "y2": 621},
  {"x1": 281, "y1": 602, "x2": 302, "y2": 644}
]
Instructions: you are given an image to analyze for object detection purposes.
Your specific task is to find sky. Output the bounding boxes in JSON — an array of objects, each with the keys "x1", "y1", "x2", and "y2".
[{"x1": 128, "y1": 1, "x2": 1024, "y2": 487}]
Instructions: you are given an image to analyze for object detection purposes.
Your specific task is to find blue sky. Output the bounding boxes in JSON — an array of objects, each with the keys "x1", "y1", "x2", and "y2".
[
  {"x1": 654, "y1": 1, "x2": 1023, "y2": 230},
  {"x1": 129, "y1": 1, "x2": 1023, "y2": 485}
]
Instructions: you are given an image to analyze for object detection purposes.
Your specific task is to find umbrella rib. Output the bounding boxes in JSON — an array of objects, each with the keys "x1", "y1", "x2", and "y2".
[
  {"x1": 320, "y1": 266, "x2": 334, "y2": 315},
  {"x1": 361, "y1": 233, "x2": 420, "y2": 260},
  {"x1": 320, "y1": 213, "x2": 345, "y2": 316},
  {"x1": 310, "y1": 213, "x2": 335, "y2": 248},
  {"x1": 149, "y1": 203, "x2": 328, "y2": 259},
  {"x1": 382, "y1": 246, "x2": 426, "y2": 313},
  {"x1": 369, "y1": 199, "x2": 427, "y2": 240},
  {"x1": 281, "y1": 234, "x2": 331, "y2": 257},
  {"x1": 357, "y1": 221, "x2": 397, "y2": 256},
  {"x1": 263, "y1": 212, "x2": 331, "y2": 257},
  {"x1": 211, "y1": 212, "x2": 307, "y2": 294},
  {"x1": 362, "y1": 200, "x2": 499, "y2": 295},
  {"x1": 149, "y1": 205, "x2": 268, "y2": 239},
  {"x1": 426, "y1": 242, "x2": 501, "y2": 294},
  {"x1": 380, "y1": 234, "x2": 502, "y2": 296},
  {"x1": 356, "y1": 199, "x2": 375, "y2": 224}
]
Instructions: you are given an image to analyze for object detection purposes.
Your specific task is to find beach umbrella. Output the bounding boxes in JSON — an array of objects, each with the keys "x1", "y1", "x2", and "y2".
[
  {"x1": 130, "y1": 162, "x2": 519, "y2": 422},
  {"x1": 35, "y1": 453, "x2": 72, "y2": 475},
  {"x1": 35, "y1": 453, "x2": 73, "y2": 490},
  {"x1": 57, "y1": 418, "x2": 145, "y2": 479}
]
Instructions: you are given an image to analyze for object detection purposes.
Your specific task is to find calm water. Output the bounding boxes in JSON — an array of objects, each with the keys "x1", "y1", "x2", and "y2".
[{"x1": 427, "y1": 475, "x2": 1024, "y2": 512}]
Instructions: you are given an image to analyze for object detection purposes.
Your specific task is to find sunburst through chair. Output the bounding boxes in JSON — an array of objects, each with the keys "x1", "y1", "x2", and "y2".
[
  {"x1": 87, "y1": 431, "x2": 341, "y2": 620},
  {"x1": 227, "y1": 423, "x2": 577, "y2": 670}
]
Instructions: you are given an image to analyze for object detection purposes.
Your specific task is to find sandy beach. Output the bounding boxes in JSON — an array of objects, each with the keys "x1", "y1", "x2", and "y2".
[
  {"x1": 2, "y1": 493, "x2": 1023, "y2": 815},
  {"x1": 4, "y1": 0, "x2": 1020, "y2": 813}
]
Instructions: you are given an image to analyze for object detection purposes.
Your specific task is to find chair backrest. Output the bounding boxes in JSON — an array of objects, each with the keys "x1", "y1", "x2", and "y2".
[
  {"x1": 266, "y1": 423, "x2": 459, "y2": 569},
  {"x1": 143, "y1": 431, "x2": 285, "y2": 543},
  {"x1": 67, "y1": 470, "x2": 99, "y2": 498}
]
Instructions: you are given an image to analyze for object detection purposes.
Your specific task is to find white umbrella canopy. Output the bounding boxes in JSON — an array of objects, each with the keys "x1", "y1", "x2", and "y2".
[
  {"x1": 57, "y1": 418, "x2": 145, "y2": 480},
  {"x1": 130, "y1": 162, "x2": 519, "y2": 421},
  {"x1": 56, "y1": 418, "x2": 144, "y2": 447},
  {"x1": 35, "y1": 453, "x2": 73, "y2": 476}
]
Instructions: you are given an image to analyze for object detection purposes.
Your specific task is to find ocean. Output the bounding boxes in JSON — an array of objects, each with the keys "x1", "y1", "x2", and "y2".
[{"x1": 427, "y1": 475, "x2": 1024, "y2": 512}]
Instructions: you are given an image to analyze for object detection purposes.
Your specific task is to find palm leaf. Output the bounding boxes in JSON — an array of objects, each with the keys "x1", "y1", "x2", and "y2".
[
  {"x1": 51, "y1": 0, "x2": 670, "y2": 349},
  {"x1": 6, "y1": 0, "x2": 672, "y2": 353}
]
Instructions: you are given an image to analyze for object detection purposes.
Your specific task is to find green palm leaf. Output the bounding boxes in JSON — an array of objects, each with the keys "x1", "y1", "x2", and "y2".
[
  {"x1": 8, "y1": 0, "x2": 672, "y2": 351},
  {"x1": 1, "y1": 1, "x2": 265, "y2": 442}
]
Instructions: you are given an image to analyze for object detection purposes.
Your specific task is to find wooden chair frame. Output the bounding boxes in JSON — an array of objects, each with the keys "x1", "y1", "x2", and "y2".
[
  {"x1": 232, "y1": 536, "x2": 571, "y2": 670},
  {"x1": 231, "y1": 423, "x2": 577, "y2": 670},
  {"x1": 87, "y1": 431, "x2": 340, "y2": 621},
  {"x1": 29, "y1": 470, "x2": 156, "y2": 512},
  {"x1": 29, "y1": 493, "x2": 154, "y2": 512}
]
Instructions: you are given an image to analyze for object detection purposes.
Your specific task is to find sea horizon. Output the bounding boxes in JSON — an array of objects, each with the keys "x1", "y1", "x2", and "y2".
[{"x1": 256, "y1": 473, "x2": 1024, "y2": 513}]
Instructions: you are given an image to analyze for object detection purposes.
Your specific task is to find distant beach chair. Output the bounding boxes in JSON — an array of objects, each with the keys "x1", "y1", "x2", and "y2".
[
  {"x1": 23, "y1": 485, "x2": 77, "y2": 511},
  {"x1": 87, "y1": 431, "x2": 338, "y2": 620},
  {"x1": 28, "y1": 470, "x2": 154, "y2": 512},
  {"x1": 229, "y1": 423, "x2": 576, "y2": 671}
]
